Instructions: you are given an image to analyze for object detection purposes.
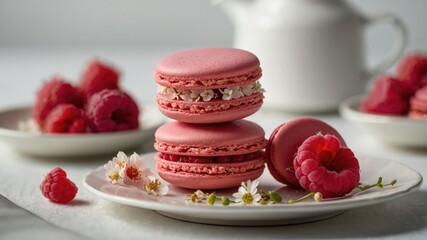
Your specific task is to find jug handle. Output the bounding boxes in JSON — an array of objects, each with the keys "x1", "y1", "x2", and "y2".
[{"x1": 362, "y1": 13, "x2": 407, "y2": 82}]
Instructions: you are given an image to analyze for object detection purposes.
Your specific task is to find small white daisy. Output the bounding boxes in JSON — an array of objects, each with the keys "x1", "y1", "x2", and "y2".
[
  {"x1": 120, "y1": 153, "x2": 153, "y2": 187},
  {"x1": 144, "y1": 176, "x2": 169, "y2": 196},
  {"x1": 232, "y1": 180, "x2": 261, "y2": 205},
  {"x1": 104, "y1": 151, "x2": 128, "y2": 184}
]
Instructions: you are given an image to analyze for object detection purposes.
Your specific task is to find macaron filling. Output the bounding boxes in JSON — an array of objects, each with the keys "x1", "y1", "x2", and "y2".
[
  {"x1": 156, "y1": 153, "x2": 265, "y2": 175},
  {"x1": 157, "y1": 81, "x2": 264, "y2": 102},
  {"x1": 157, "y1": 151, "x2": 263, "y2": 164},
  {"x1": 155, "y1": 139, "x2": 267, "y2": 156}
]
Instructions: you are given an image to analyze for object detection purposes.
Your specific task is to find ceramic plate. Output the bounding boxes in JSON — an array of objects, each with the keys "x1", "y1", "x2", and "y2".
[
  {"x1": 83, "y1": 152, "x2": 422, "y2": 226},
  {"x1": 340, "y1": 95, "x2": 427, "y2": 148},
  {"x1": 0, "y1": 104, "x2": 165, "y2": 157}
]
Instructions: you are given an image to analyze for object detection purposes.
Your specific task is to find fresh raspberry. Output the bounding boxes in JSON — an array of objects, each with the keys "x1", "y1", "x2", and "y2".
[
  {"x1": 85, "y1": 89, "x2": 139, "y2": 132},
  {"x1": 294, "y1": 134, "x2": 360, "y2": 198},
  {"x1": 33, "y1": 77, "x2": 85, "y2": 126},
  {"x1": 397, "y1": 53, "x2": 427, "y2": 93},
  {"x1": 361, "y1": 75, "x2": 411, "y2": 115},
  {"x1": 44, "y1": 104, "x2": 88, "y2": 133},
  {"x1": 79, "y1": 59, "x2": 120, "y2": 96},
  {"x1": 40, "y1": 167, "x2": 78, "y2": 203}
]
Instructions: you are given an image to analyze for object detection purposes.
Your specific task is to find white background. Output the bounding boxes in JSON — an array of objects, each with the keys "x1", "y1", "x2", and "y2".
[{"x1": 0, "y1": 0, "x2": 426, "y2": 52}]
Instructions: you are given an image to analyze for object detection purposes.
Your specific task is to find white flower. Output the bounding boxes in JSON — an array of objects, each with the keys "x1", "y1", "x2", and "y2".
[
  {"x1": 162, "y1": 86, "x2": 179, "y2": 100},
  {"x1": 221, "y1": 86, "x2": 243, "y2": 100},
  {"x1": 177, "y1": 89, "x2": 192, "y2": 102},
  {"x1": 186, "y1": 190, "x2": 207, "y2": 203},
  {"x1": 189, "y1": 89, "x2": 202, "y2": 101},
  {"x1": 18, "y1": 118, "x2": 42, "y2": 134},
  {"x1": 144, "y1": 176, "x2": 169, "y2": 196},
  {"x1": 241, "y1": 83, "x2": 254, "y2": 96},
  {"x1": 230, "y1": 86, "x2": 244, "y2": 99},
  {"x1": 232, "y1": 180, "x2": 261, "y2": 205},
  {"x1": 120, "y1": 153, "x2": 153, "y2": 187},
  {"x1": 104, "y1": 151, "x2": 128, "y2": 184},
  {"x1": 200, "y1": 89, "x2": 215, "y2": 101},
  {"x1": 252, "y1": 81, "x2": 265, "y2": 93}
]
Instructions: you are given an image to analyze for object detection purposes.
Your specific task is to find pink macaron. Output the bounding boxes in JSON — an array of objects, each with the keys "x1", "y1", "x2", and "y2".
[
  {"x1": 408, "y1": 86, "x2": 427, "y2": 118},
  {"x1": 155, "y1": 47, "x2": 264, "y2": 124},
  {"x1": 154, "y1": 120, "x2": 267, "y2": 189},
  {"x1": 265, "y1": 117, "x2": 346, "y2": 187}
]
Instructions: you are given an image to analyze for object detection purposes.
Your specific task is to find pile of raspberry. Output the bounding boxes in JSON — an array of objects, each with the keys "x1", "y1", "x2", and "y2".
[
  {"x1": 361, "y1": 52, "x2": 427, "y2": 118},
  {"x1": 33, "y1": 60, "x2": 140, "y2": 133}
]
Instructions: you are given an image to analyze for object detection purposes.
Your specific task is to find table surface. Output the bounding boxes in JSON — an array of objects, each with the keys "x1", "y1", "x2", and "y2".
[{"x1": 1, "y1": 47, "x2": 426, "y2": 240}]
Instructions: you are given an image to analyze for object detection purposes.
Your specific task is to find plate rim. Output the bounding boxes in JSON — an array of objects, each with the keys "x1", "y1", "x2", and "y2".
[
  {"x1": 339, "y1": 95, "x2": 427, "y2": 124},
  {"x1": 0, "y1": 103, "x2": 165, "y2": 139},
  {"x1": 82, "y1": 153, "x2": 423, "y2": 215}
]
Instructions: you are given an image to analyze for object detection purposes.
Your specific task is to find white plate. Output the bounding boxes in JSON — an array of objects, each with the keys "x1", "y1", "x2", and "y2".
[
  {"x1": 0, "y1": 104, "x2": 165, "y2": 157},
  {"x1": 340, "y1": 95, "x2": 427, "y2": 148},
  {"x1": 83, "y1": 152, "x2": 422, "y2": 226}
]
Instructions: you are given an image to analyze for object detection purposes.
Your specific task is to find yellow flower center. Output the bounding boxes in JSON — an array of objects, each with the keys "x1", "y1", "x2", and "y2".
[
  {"x1": 242, "y1": 192, "x2": 254, "y2": 205},
  {"x1": 117, "y1": 161, "x2": 125, "y2": 168},
  {"x1": 146, "y1": 179, "x2": 161, "y2": 191},
  {"x1": 126, "y1": 166, "x2": 140, "y2": 180},
  {"x1": 108, "y1": 171, "x2": 120, "y2": 182}
]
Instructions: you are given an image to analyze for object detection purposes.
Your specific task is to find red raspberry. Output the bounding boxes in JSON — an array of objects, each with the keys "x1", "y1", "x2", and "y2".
[
  {"x1": 40, "y1": 167, "x2": 78, "y2": 203},
  {"x1": 33, "y1": 77, "x2": 85, "y2": 127},
  {"x1": 294, "y1": 134, "x2": 360, "y2": 198},
  {"x1": 79, "y1": 60, "x2": 120, "y2": 96},
  {"x1": 44, "y1": 104, "x2": 88, "y2": 133},
  {"x1": 361, "y1": 75, "x2": 411, "y2": 115},
  {"x1": 85, "y1": 89, "x2": 139, "y2": 132},
  {"x1": 397, "y1": 53, "x2": 427, "y2": 93}
]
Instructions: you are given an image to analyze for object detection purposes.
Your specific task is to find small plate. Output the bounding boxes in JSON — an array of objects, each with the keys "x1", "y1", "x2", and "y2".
[
  {"x1": 339, "y1": 95, "x2": 427, "y2": 148},
  {"x1": 83, "y1": 153, "x2": 422, "y2": 226},
  {"x1": 0, "y1": 104, "x2": 165, "y2": 157}
]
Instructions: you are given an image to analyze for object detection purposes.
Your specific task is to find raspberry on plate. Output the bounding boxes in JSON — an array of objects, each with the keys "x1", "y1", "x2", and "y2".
[
  {"x1": 361, "y1": 75, "x2": 411, "y2": 115},
  {"x1": 44, "y1": 104, "x2": 88, "y2": 133},
  {"x1": 33, "y1": 77, "x2": 85, "y2": 127},
  {"x1": 397, "y1": 53, "x2": 427, "y2": 93},
  {"x1": 79, "y1": 59, "x2": 120, "y2": 96},
  {"x1": 85, "y1": 89, "x2": 139, "y2": 132},
  {"x1": 293, "y1": 134, "x2": 360, "y2": 198},
  {"x1": 40, "y1": 167, "x2": 78, "y2": 203}
]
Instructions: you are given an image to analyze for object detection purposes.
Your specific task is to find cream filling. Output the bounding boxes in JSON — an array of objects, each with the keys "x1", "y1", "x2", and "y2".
[{"x1": 157, "y1": 81, "x2": 264, "y2": 102}]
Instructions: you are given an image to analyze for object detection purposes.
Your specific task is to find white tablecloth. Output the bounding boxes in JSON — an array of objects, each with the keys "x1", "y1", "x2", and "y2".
[{"x1": 1, "y1": 48, "x2": 426, "y2": 240}]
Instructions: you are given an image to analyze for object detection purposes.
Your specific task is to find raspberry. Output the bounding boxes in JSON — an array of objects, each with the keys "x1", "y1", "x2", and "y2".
[
  {"x1": 293, "y1": 134, "x2": 360, "y2": 198},
  {"x1": 44, "y1": 104, "x2": 88, "y2": 133},
  {"x1": 397, "y1": 53, "x2": 427, "y2": 93},
  {"x1": 85, "y1": 89, "x2": 139, "y2": 132},
  {"x1": 40, "y1": 167, "x2": 78, "y2": 203},
  {"x1": 33, "y1": 77, "x2": 85, "y2": 126},
  {"x1": 79, "y1": 60, "x2": 120, "y2": 96},
  {"x1": 361, "y1": 75, "x2": 411, "y2": 115}
]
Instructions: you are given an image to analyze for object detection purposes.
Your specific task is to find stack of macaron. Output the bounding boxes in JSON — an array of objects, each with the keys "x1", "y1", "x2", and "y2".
[{"x1": 153, "y1": 47, "x2": 267, "y2": 189}]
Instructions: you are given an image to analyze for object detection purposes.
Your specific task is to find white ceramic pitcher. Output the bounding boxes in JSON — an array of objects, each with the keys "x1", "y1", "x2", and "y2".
[{"x1": 215, "y1": 0, "x2": 407, "y2": 112}]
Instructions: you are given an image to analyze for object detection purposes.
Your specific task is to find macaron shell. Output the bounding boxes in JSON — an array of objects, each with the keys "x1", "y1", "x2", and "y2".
[
  {"x1": 154, "y1": 120, "x2": 267, "y2": 156},
  {"x1": 155, "y1": 48, "x2": 261, "y2": 87},
  {"x1": 156, "y1": 154, "x2": 265, "y2": 189},
  {"x1": 156, "y1": 93, "x2": 263, "y2": 124},
  {"x1": 265, "y1": 117, "x2": 346, "y2": 187}
]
